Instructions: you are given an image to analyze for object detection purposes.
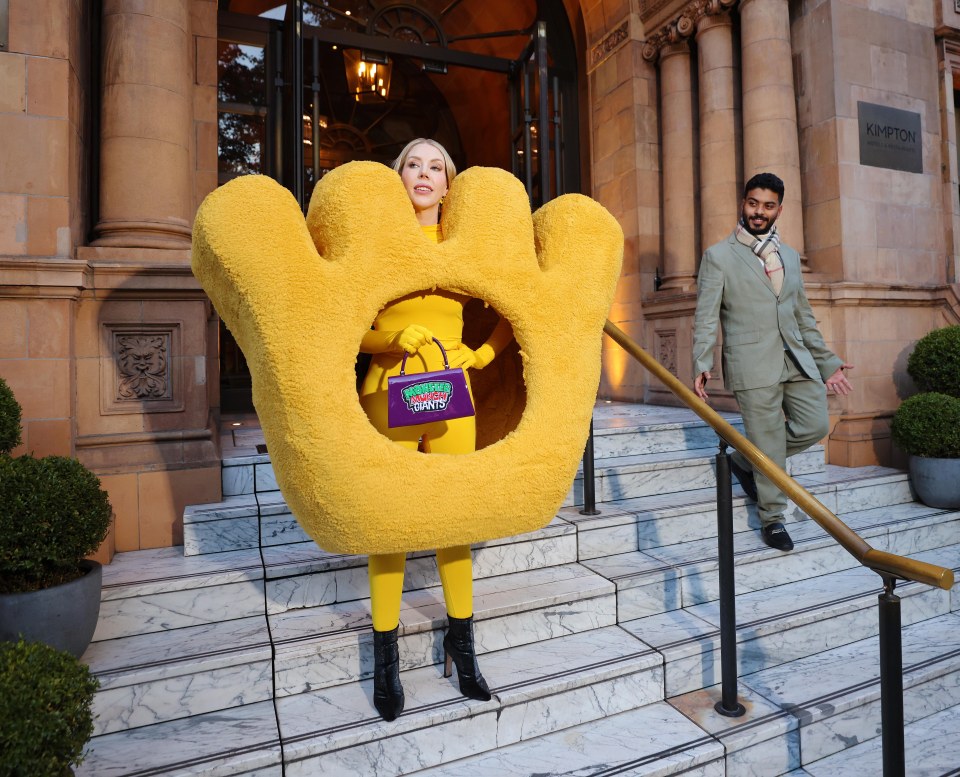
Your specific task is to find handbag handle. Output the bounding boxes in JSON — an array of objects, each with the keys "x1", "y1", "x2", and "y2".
[{"x1": 400, "y1": 337, "x2": 450, "y2": 375}]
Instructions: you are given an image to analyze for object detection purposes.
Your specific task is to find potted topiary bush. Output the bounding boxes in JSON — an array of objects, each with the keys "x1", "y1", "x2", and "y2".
[
  {"x1": 0, "y1": 638, "x2": 99, "y2": 776},
  {"x1": 905, "y1": 324, "x2": 960, "y2": 398},
  {"x1": 0, "y1": 377, "x2": 112, "y2": 657},
  {"x1": 891, "y1": 325, "x2": 960, "y2": 509}
]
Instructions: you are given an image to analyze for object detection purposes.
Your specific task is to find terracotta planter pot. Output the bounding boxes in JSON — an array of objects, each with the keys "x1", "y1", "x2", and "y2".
[
  {"x1": 0, "y1": 560, "x2": 102, "y2": 658},
  {"x1": 908, "y1": 455, "x2": 960, "y2": 510}
]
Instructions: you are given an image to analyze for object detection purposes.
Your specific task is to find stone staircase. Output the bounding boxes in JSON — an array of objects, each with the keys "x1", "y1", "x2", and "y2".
[{"x1": 76, "y1": 403, "x2": 960, "y2": 776}]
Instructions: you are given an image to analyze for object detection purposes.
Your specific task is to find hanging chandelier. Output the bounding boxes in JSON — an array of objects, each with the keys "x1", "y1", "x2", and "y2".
[{"x1": 343, "y1": 48, "x2": 392, "y2": 103}]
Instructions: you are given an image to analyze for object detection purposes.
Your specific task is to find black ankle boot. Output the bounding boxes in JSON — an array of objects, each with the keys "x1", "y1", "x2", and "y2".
[
  {"x1": 372, "y1": 626, "x2": 404, "y2": 721},
  {"x1": 442, "y1": 615, "x2": 492, "y2": 701}
]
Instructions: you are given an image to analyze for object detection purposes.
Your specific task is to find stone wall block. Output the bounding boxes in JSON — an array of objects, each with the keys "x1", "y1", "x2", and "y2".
[
  {"x1": 27, "y1": 56, "x2": 69, "y2": 117},
  {"x1": 195, "y1": 35, "x2": 217, "y2": 87},
  {"x1": 27, "y1": 299, "x2": 71, "y2": 359},
  {"x1": 9, "y1": 0, "x2": 70, "y2": 58},
  {"x1": 0, "y1": 115, "x2": 70, "y2": 196},
  {"x1": 190, "y1": 0, "x2": 217, "y2": 38},
  {"x1": 0, "y1": 300, "x2": 28, "y2": 359},
  {"x1": 0, "y1": 53, "x2": 27, "y2": 112},
  {"x1": 0, "y1": 193, "x2": 28, "y2": 255},
  {"x1": 26, "y1": 195, "x2": 69, "y2": 256}
]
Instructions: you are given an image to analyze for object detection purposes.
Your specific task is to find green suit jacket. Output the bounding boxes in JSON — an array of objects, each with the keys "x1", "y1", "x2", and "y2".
[{"x1": 692, "y1": 233, "x2": 843, "y2": 392}]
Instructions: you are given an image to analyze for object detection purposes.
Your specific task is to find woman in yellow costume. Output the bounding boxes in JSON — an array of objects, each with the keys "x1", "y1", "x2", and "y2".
[{"x1": 359, "y1": 138, "x2": 513, "y2": 721}]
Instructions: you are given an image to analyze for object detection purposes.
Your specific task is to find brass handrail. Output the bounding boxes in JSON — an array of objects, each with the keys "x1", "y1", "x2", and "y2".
[{"x1": 603, "y1": 320, "x2": 954, "y2": 591}]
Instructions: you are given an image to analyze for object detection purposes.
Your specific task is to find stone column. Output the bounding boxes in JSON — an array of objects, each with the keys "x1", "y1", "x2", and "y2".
[
  {"x1": 697, "y1": 13, "x2": 740, "y2": 251},
  {"x1": 739, "y1": 0, "x2": 805, "y2": 258},
  {"x1": 93, "y1": 0, "x2": 193, "y2": 248},
  {"x1": 659, "y1": 41, "x2": 697, "y2": 292}
]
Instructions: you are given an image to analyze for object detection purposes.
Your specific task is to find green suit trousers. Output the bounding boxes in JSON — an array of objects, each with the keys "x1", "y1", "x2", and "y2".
[{"x1": 730, "y1": 351, "x2": 829, "y2": 526}]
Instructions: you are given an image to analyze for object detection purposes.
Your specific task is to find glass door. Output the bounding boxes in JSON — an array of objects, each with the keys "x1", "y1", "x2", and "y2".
[{"x1": 509, "y1": 19, "x2": 579, "y2": 205}]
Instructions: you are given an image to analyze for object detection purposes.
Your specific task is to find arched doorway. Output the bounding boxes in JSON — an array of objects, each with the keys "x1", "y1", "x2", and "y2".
[{"x1": 215, "y1": 0, "x2": 580, "y2": 411}]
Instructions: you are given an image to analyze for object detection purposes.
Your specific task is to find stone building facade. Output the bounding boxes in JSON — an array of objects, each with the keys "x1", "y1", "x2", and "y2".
[{"x1": 1, "y1": 0, "x2": 959, "y2": 558}]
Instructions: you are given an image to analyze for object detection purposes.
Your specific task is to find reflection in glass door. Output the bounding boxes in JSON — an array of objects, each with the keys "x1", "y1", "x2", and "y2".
[
  {"x1": 218, "y1": 33, "x2": 270, "y2": 184},
  {"x1": 217, "y1": 25, "x2": 274, "y2": 411}
]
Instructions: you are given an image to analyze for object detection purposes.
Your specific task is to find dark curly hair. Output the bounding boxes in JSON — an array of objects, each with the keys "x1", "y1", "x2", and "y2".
[{"x1": 743, "y1": 173, "x2": 785, "y2": 203}]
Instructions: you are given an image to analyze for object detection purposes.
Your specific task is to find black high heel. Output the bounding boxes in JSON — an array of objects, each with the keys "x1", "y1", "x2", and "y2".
[
  {"x1": 372, "y1": 626, "x2": 404, "y2": 721},
  {"x1": 442, "y1": 615, "x2": 492, "y2": 701}
]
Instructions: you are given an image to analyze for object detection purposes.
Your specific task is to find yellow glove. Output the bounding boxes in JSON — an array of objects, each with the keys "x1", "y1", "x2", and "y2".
[
  {"x1": 447, "y1": 316, "x2": 513, "y2": 370},
  {"x1": 360, "y1": 324, "x2": 433, "y2": 355},
  {"x1": 448, "y1": 344, "x2": 481, "y2": 370},
  {"x1": 391, "y1": 324, "x2": 434, "y2": 355}
]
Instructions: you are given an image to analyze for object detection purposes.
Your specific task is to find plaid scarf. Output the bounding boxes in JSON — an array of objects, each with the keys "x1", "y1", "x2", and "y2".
[{"x1": 735, "y1": 220, "x2": 783, "y2": 296}]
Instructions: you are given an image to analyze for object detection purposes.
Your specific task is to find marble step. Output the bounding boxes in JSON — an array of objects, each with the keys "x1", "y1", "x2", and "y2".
[
  {"x1": 413, "y1": 701, "x2": 724, "y2": 777},
  {"x1": 261, "y1": 516, "x2": 577, "y2": 615},
  {"x1": 276, "y1": 626, "x2": 663, "y2": 776},
  {"x1": 665, "y1": 609, "x2": 960, "y2": 777},
  {"x1": 184, "y1": 491, "x2": 310, "y2": 555},
  {"x1": 564, "y1": 464, "x2": 913, "y2": 561},
  {"x1": 217, "y1": 406, "x2": 749, "y2": 500},
  {"x1": 95, "y1": 519, "x2": 578, "y2": 640},
  {"x1": 76, "y1": 700, "x2": 282, "y2": 777},
  {"x1": 563, "y1": 444, "x2": 825, "y2": 508},
  {"x1": 590, "y1": 407, "x2": 745, "y2": 458},
  {"x1": 103, "y1": 479, "x2": 936, "y2": 644},
  {"x1": 86, "y1": 616, "x2": 273, "y2": 736},
  {"x1": 221, "y1": 451, "x2": 276, "y2": 497},
  {"x1": 798, "y1": 702, "x2": 960, "y2": 776},
  {"x1": 92, "y1": 546, "x2": 266, "y2": 642},
  {"x1": 85, "y1": 562, "x2": 617, "y2": 735},
  {"x1": 183, "y1": 483, "x2": 576, "y2": 565},
  {"x1": 581, "y1": 501, "x2": 960, "y2": 620},
  {"x1": 740, "y1": 610, "x2": 960, "y2": 770},
  {"x1": 269, "y1": 562, "x2": 618, "y2": 696},
  {"x1": 621, "y1": 543, "x2": 959, "y2": 697},
  {"x1": 195, "y1": 443, "x2": 825, "y2": 556}
]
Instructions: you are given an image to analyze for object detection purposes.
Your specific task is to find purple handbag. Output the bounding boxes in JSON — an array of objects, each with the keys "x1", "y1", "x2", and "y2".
[{"x1": 387, "y1": 338, "x2": 476, "y2": 428}]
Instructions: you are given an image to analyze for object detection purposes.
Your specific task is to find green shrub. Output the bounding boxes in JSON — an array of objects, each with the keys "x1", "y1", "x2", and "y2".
[
  {"x1": 907, "y1": 325, "x2": 960, "y2": 398},
  {"x1": 891, "y1": 392, "x2": 960, "y2": 458},
  {"x1": 0, "y1": 455, "x2": 112, "y2": 593},
  {"x1": 0, "y1": 639, "x2": 98, "y2": 777},
  {"x1": 0, "y1": 377, "x2": 22, "y2": 456}
]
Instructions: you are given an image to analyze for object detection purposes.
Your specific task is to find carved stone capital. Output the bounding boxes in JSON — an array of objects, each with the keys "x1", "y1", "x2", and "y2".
[{"x1": 641, "y1": 0, "x2": 737, "y2": 62}]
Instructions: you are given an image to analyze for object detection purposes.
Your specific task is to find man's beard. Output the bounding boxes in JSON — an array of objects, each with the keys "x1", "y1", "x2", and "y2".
[{"x1": 740, "y1": 209, "x2": 778, "y2": 237}]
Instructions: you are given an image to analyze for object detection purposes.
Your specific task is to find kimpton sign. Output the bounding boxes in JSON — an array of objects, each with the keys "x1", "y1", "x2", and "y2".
[{"x1": 858, "y1": 101, "x2": 922, "y2": 174}]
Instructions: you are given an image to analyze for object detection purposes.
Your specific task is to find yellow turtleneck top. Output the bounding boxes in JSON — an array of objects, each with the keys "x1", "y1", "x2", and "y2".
[{"x1": 358, "y1": 223, "x2": 511, "y2": 427}]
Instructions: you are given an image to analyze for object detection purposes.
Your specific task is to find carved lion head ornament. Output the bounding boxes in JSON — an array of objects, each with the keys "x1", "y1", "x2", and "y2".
[{"x1": 192, "y1": 163, "x2": 623, "y2": 554}]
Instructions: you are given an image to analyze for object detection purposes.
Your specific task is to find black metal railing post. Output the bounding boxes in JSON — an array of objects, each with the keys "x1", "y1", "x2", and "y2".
[
  {"x1": 580, "y1": 420, "x2": 600, "y2": 516},
  {"x1": 878, "y1": 575, "x2": 905, "y2": 777},
  {"x1": 715, "y1": 440, "x2": 745, "y2": 717}
]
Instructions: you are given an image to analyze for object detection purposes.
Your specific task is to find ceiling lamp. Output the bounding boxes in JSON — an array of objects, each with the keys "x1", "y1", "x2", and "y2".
[{"x1": 343, "y1": 48, "x2": 392, "y2": 103}]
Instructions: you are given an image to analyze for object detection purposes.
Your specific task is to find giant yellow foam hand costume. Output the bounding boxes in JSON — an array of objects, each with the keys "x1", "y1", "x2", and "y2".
[{"x1": 192, "y1": 162, "x2": 622, "y2": 555}]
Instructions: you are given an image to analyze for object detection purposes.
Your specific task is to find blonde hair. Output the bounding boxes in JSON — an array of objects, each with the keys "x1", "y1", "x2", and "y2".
[{"x1": 391, "y1": 138, "x2": 457, "y2": 186}]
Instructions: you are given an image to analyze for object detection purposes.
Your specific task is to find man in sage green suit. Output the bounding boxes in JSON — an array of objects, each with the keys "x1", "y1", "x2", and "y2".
[{"x1": 692, "y1": 173, "x2": 853, "y2": 551}]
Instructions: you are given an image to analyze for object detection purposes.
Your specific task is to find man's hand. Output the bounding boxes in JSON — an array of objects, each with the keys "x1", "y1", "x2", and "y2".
[
  {"x1": 825, "y1": 364, "x2": 854, "y2": 395},
  {"x1": 694, "y1": 371, "x2": 712, "y2": 400}
]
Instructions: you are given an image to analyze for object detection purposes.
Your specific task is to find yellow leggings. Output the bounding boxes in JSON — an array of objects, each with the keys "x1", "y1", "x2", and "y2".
[
  {"x1": 362, "y1": 398, "x2": 477, "y2": 632},
  {"x1": 369, "y1": 545, "x2": 473, "y2": 631}
]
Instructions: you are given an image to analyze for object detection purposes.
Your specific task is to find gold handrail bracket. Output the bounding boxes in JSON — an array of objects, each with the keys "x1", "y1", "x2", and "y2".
[{"x1": 602, "y1": 320, "x2": 954, "y2": 592}]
